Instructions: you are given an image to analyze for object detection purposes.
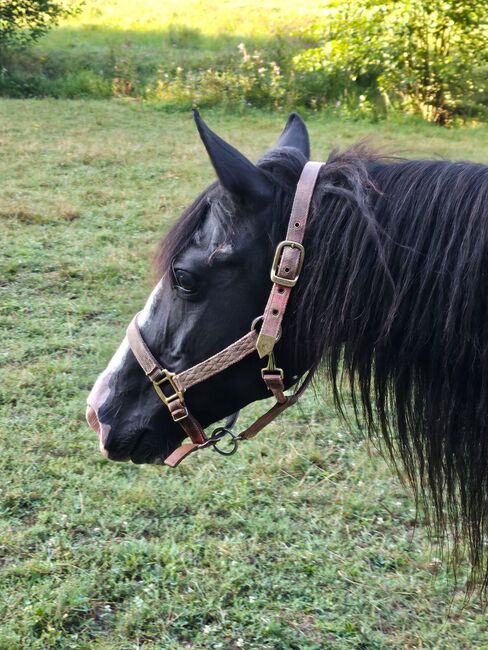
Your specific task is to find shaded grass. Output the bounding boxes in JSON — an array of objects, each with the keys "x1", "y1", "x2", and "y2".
[{"x1": 2, "y1": 100, "x2": 488, "y2": 648}]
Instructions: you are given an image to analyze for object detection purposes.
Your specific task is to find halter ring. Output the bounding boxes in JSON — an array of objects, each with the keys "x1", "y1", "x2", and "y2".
[
  {"x1": 199, "y1": 426, "x2": 240, "y2": 456},
  {"x1": 251, "y1": 315, "x2": 282, "y2": 342}
]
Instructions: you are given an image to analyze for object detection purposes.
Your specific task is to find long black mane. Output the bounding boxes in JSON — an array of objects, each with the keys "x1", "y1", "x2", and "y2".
[
  {"x1": 300, "y1": 148, "x2": 488, "y2": 591},
  {"x1": 158, "y1": 145, "x2": 488, "y2": 590}
]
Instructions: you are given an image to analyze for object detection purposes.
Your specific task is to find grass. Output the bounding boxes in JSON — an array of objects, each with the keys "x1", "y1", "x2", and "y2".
[
  {"x1": 2, "y1": 100, "x2": 488, "y2": 648},
  {"x1": 2, "y1": 0, "x2": 321, "y2": 102},
  {"x1": 35, "y1": 0, "x2": 288, "y2": 74},
  {"x1": 48, "y1": 0, "x2": 320, "y2": 39}
]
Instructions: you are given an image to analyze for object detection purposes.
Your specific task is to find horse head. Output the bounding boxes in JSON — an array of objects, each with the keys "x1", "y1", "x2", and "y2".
[{"x1": 86, "y1": 111, "x2": 310, "y2": 463}]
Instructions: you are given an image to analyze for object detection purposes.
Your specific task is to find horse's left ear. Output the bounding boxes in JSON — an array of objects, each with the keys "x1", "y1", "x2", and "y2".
[
  {"x1": 275, "y1": 112, "x2": 310, "y2": 159},
  {"x1": 193, "y1": 109, "x2": 273, "y2": 204}
]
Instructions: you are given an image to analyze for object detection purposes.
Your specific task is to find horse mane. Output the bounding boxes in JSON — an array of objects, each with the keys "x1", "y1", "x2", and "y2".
[
  {"x1": 294, "y1": 148, "x2": 488, "y2": 592},
  {"x1": 156, "y1": 142, "x2": 488, "y2": 590}
]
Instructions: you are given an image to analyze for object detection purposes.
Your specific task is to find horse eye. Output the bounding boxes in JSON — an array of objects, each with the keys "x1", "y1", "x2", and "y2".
[{"x1": 173, "y1": 268, "x2": 197, "y2": 293}]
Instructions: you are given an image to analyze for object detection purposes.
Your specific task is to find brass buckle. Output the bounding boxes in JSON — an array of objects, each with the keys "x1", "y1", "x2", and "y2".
[
  {"x1": 261, "y1": 351, "x2": 284, "y2": 380},
  {"x1": 270, "y1": 240, "x2": 305, "y2": 288},
  {"x1": 151, "y1": 370, "x2": 185, "y2": 409},
  {"x1": 261, "y1": 368, "x2": 284, "y2": 380}
]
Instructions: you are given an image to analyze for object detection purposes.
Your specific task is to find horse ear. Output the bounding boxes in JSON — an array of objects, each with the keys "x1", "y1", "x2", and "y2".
[
  {"x1": 193, "y1": 109, "x2": 273, "y2": 204},
  {"x1": 275, "y1": 112, "x2": 310, "y2": 159}
]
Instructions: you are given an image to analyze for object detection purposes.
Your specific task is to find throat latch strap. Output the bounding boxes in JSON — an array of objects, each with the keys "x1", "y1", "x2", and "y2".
[{"x1": 126, "y1": 161, "x2": 324, "y2": 467}]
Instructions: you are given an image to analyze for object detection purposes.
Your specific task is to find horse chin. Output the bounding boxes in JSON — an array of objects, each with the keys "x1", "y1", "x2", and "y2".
[
  {"x1": 127, "y1": 426, "x2": 183, "y2": 465},
  {"x1": 103, "y1": 438, "x2": 175, "y2": 465}
]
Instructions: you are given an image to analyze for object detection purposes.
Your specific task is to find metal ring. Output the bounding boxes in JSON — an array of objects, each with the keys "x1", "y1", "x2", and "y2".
[
  {"x1": 250, "y1": 315, "x2": 282, "y2": 342},
  {"x1": 210, "y1": 427, "x2": 239, "y2": 456},
  {"x1": 251, "y1": 315, "x2": 264, "y2": 332},
  {"x1": 198, "y1": 428, "x2": 227, "y2": 449}
]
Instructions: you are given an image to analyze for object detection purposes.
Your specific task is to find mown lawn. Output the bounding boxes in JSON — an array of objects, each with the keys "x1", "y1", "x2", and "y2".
[{"x1": 2, "y1": 100, "x2": 488, "y2": 649}]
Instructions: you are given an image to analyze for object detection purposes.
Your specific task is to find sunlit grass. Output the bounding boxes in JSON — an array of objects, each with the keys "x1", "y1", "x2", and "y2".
[
  {"x1": 61, "y1": 0, "x2": 321, "y2": 34},
  {"x1": 37, "y1": 0, "x2": 321, "y2": 67},
  {"x1": 32, "y1": 0, "x2": 322, "y2": 101}
]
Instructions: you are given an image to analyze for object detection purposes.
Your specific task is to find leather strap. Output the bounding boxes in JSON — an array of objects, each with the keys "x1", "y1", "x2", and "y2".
[
  {"x1": 168, "y1": 400, "x2": 206, "y2": 444},
  {"x1": 177, "y1": 330, "x2": 258, "y2": 391},
  {"x1": 239, "y1": 369, "x2": 313, "y2": 440},
  {"x1": 256, "y1": 161, "x2": 323, "y2": 358},
  {"x1": 261, "y1": 371, "x2": 287, "y2": 404},
  {"x1": 128, "y1": 315, "x2": 259, "y2": 392},
  {"x1": 164, "y1": 443, "x2": 201, "y2": 467},
  {"x1": 127, "y1": 314, "x2": 164, "y2": 378}
]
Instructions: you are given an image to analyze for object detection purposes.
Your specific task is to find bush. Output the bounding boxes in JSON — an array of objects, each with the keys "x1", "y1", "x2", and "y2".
[
  {"x1": 1, "y1": 3, "x2": 488, "y2": 122},
  {"x1": 146, "y1": 43, "x2": 287, "y2": 110},
  {"x1": 52, "y1": 69, "x2": 111, "y2": 98},
  {"x1": 294, "y1": 0, "x2": 488, "y2": 123}
]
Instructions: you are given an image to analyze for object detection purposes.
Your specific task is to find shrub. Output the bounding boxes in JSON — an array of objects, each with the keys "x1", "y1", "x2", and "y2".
[
  {"x1": 147, "y1": 43, "x2": 287, "y2": 110},
  {"x1": 52, "y1": 69, "x2": 111, "y2": 98},
  {"x1": 294, "y1": 0, "x2": 488, "y2": 123},
  {"x1": 1, "y1": 3, "x2": 488, "y2": 122}
]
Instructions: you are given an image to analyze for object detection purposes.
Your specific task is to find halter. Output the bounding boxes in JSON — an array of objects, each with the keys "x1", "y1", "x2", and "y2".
[{"x1": 126, "y1": 161, "x2": 323, "y2": 467}]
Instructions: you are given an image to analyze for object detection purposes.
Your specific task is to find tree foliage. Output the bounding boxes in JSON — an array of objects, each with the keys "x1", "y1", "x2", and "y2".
[
  {"x1": 294, "y1": 0, "x2": 488, "y2": 122},
  {"x1": 0, "y1": 0, "x2": 76, "y2": 46}
]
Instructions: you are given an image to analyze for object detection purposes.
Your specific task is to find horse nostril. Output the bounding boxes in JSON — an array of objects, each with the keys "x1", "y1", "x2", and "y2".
[
  {"x1": 86, "y1": 404, "x2": 100, "y2": 432},
  {"x1": 86, "y1": 404, "x2": 111, "y2": 457}
]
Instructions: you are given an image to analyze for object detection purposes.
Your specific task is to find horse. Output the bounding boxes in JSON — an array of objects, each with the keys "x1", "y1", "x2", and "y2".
[{"x1": 87, "y1": 111, "x2": 488, "y2": 591}]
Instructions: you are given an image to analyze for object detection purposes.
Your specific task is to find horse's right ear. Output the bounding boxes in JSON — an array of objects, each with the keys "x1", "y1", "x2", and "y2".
[
  {"x1": 193, "y1": 109, "x2": 273, "y2": 205},
  {"x1": 275, "y1": 112, "x2": 310, "y2": 159}
]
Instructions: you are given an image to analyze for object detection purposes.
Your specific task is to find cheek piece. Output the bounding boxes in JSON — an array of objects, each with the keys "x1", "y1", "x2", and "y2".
[{"x1": 126, "y1": 162, "x2": 324, "y2": 467}]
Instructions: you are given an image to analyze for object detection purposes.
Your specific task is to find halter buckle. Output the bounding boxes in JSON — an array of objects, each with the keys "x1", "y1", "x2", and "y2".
[
  {"x1": 270, "y1": 240, "x2": 305, "y2": 288},
  {"x1": 151, "y1": 369, "x2": 185, "y2": 408},
  {"x1": 261, "y1": 351, "x2": 284, "y2": 380}
]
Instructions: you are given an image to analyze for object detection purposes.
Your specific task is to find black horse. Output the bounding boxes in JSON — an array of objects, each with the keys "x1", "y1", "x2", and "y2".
[{"x1": 87, "y1": 112, "x2": 488, "y2": 590}]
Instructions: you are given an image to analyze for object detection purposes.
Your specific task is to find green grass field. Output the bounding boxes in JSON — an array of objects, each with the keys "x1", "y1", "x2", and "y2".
[
  {"x1": 48, "y1": 0, "x2": 320, "y2": 39},
  {"x1": 2, "y1": 100, "x2": 488, "y2": 649},
  {"x1": 3, "y1": 0, "x2": 322, "y2": 103},
  {"x1": 36, "y1": 0, "x2": 303, "y2": 72}
]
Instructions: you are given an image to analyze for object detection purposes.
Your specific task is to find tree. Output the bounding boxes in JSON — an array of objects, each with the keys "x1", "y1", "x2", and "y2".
[
  {"x1": 0, "y1": 0, "x2": 76, "y2": 46},
  {"x1": 294, "y1": 0, "x2": 488, "y2": 122}
]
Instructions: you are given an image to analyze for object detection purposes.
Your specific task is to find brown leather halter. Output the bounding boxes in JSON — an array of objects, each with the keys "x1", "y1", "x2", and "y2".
[{"x1": 126, "y1": 161, "x2": 323, "y2": 467}]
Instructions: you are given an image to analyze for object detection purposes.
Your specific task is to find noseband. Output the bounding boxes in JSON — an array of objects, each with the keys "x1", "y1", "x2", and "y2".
[{"x1": 126, "y1": 161, "x2": 323, "y2": 467}]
